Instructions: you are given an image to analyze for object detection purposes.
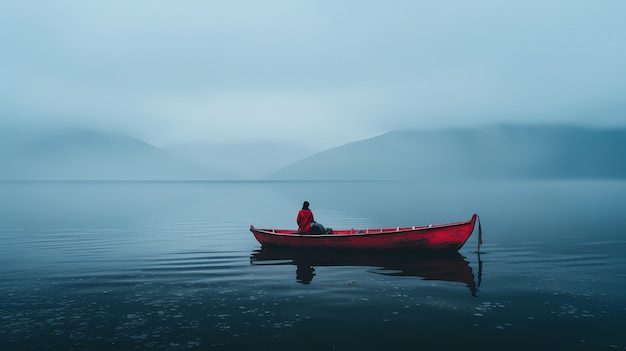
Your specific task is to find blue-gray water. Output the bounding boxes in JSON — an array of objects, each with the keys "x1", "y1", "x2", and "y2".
[{"x1": 1, "y1": 180, "x2": 625, "y2": 350}]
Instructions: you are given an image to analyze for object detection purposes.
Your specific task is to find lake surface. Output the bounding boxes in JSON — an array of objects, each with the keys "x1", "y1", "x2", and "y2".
[{"x1": 1, "y1": 180, "x2": 625, "y2": 350}]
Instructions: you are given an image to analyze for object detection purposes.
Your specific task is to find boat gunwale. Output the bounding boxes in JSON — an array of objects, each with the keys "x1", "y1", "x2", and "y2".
[{"x1": 250, "y1": 216, "x2": 475, "y2": 238}]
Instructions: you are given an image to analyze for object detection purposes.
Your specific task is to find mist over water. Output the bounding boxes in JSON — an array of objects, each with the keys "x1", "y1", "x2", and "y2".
[
  {"x1": 1, "y1": 180, "x2": 625, "y2": 350},
  {"x1": 3, "y1": 2, "x2": 625, "y2": 348}
]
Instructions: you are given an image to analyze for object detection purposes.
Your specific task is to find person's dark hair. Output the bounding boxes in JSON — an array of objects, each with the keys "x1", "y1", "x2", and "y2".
[{"x1": 302, "y1": 201, "x2": 310, "y2": 210}]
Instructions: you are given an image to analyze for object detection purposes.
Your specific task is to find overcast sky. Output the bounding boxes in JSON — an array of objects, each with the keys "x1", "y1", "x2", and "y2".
[{"x1": 1, "y1": 1, "x2": 625, "y2": 150}]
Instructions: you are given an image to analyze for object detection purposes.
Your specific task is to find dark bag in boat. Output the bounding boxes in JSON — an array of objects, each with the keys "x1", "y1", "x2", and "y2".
[{"x1": 308, "y1": 221, "x2": 326, "y2": 235}]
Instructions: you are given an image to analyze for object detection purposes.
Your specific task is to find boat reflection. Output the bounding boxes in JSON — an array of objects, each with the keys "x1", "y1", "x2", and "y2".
[{"x1": 250, "y1": 247, "x2": 482, "y2": 296}]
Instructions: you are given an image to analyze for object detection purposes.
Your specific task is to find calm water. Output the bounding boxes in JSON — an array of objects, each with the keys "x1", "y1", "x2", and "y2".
[{"x1": 1, "y1": 180, "x2": 625, "y2": 350}]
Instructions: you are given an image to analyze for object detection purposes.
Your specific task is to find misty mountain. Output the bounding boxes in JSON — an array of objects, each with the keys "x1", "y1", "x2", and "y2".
[
  {"x1": 0, "y1": 129, "x2": 228, "y2": 180},
  {"x1": 269, "y1": 125, "x2": 626, "y2": 180},
  {"x1": 166, "y1": 142, "x2": 315, "y2": 179}
]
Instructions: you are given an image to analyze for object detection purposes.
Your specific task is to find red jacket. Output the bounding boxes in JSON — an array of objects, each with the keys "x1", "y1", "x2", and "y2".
[{"x1": 297, "y1": 209, "x2": 314, "y2": 233}]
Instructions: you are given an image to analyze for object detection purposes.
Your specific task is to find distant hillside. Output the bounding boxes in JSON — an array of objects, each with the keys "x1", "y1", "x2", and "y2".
[
  {"x1": 166, "y1": 141, "x2": 315, "y2": 179},
  {"x1": 269, "y1": 125, "x2": 626, "y2": 180},
  {"x1": 0, "y1": 129, "x2": 227, "y2": 180}
]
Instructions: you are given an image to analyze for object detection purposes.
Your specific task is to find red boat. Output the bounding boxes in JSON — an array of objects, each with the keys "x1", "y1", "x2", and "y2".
[{"x1": 250, "y1": 214, "x2": 481, "y2": 251}]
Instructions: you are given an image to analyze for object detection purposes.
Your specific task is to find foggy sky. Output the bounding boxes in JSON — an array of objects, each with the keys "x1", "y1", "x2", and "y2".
[{"x1": 1, "y1": 1, "x2": 625, "y2": 150}]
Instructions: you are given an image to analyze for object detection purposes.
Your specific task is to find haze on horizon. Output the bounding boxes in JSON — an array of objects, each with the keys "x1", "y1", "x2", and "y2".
[{"x1": 1, "y1": 0, "x2": 625, "y2": 151}]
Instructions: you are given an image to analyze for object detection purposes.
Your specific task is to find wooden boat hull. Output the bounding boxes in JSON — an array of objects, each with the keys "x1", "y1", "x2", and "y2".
[{"x1": 250, "y1": 214, "x2": 479, "y2": 251}]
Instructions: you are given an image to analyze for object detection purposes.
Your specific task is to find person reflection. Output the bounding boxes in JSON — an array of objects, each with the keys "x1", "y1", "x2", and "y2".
[{"x1": 296, "y1": 264, "x2": 315, "y2": 284}]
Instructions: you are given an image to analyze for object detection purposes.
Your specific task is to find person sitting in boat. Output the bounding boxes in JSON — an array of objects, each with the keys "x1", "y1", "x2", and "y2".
[
  {"x1": 297, "y1": 201, "x2": 315, "y2": 233},
  {"x1": 297, "y1": 201, "x2": 331, "y2": 234}
]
